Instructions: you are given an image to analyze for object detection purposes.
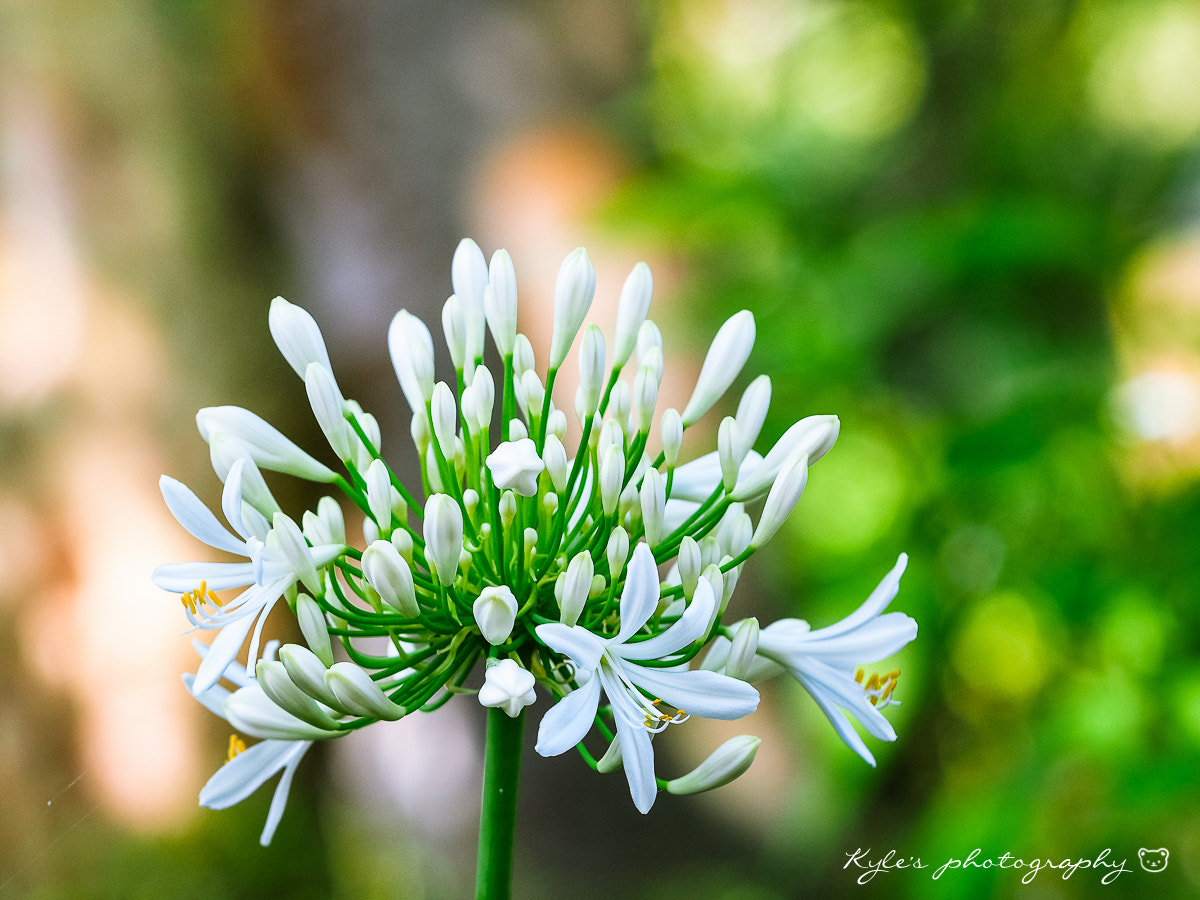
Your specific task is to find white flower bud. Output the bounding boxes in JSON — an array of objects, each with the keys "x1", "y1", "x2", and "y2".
[
  {"x1": 423, "y1": 494, "x2": 463, "y2": 585},
  {"x1": 596, "y1": 734, "x2": 624, "y2": 772},
  {"x1": 677, "y1": 536, "x2": 701, "y2": 598},
  {"x1": 430, "y1": 381, "x2": 458, "y2": 458},
  {"x1": 600, "y1": 446, "x2": 625, "y2": 516},
  {"x1": 636, "y1": 320, "x2": 662, "y2": 365},
  {"x1": 732, "y1": 414, "x2": 839, "y2": 501},
  {"x1": 559, "y1": 551, "x2": 594, "y2": 626},
  {"x1": 660, "y1": 408, "x2": 683, "y2": 468},
  {"x1": 640, "y1": 467, "x2": 666, "y2": 546},
  {"x1": 325, "y1": 661, "x2": 405, "y2": 720},
  {"x1": 549, "y1": 247, "x2": 596, "y2": 370},
  {"x1": 498, "y1": 490, "x2": 517, "y2": 528},
  {"x1": 513, "y1": 333, "x2": 536, "y2": 379},
  {"x1": 361, "y1": 539, "x2": 419, "y2": 616},
  {"x1": 606, "y1": 526, "x2": 630, "y2": 579},
  {"x1": 305, "y1": 362, "x2": 353, "y2": 462},
  {"x1": 442, "y1": 293, "x2": 467, "y2": 371},
  {"x1": 681, "y1": 310, "x2": 756, "y2": 427},
  {"x1": 469, "y1": 364, "x2": 495, "y2": 431},
  {"x1": 718, "y1": 508, "x2": 753, "y2": 560},
  {"x1": 478, "y1": 658, "x2": 537, "y2": 718},
  {"x1": 474, "y1": 585, "x2": 518, "y2": 645},
  {"x1": 578, "y1": 324, "x2": 606, "y2": 417},
  {"x1": 198, "y1": 406, "x2": 337, "y2": 483},
  {"x1": 546, "y1": 408, "x2": 567, "y2": 439},
  {"x1": 613, "y1": 262, "x2": 653, "y2": 368},
  {"x1": 269, "y1": 297, "x2": 333, "y2": 379},
  {"x1": 486, "y1": 438, "x2": 545, "y2": 497},
  {"x1": 365, "y1": 458, "x2": 393, "y2": 537},
  {"x1": 542, "y1": 433, "x2": 569, "y2": 492},
  {"x1": 718, "y1": 417, "x2": 742, "y2": 492},
  {"x1": 486, "y1": 248, "x2": 518, "y2": 356},
  {"x1": 631, "y1": 364, "x2": 659, "y2": 435},
  {"x1": 387, "y1": 309, "x2": 435, "y2": 415},
  {"x1": 520, "y1": 369, "x2": 545, "y2": 423},
  {"x1": 452, "y1": 237, "x2": 489, "y2": 370},
  {"x1": 723, "y1": 617, "x2": 760, "y2": 680},
  {"x1": 222, "y1": 682, "x2": 340, "y2": 741},
  {"x1": 598, "y1": 418, "x2": 625, "y2": 462},
  {"x1": 666, "y1": 735, "x2": 761, "y2": 795},
  {"x1": 256, "y1": 659, "x2": 342, "y2": 730},
  {"x1": 640, "y1": 345, "x2": 664, "y2": 387},
  {"x1": 750, "y1": 452, "x2": 809, "y2": 548},
  {"x1": 295, "y1": 593, "x2": 334, "y2": 667},
  {"x1": 278, "y1": 642, "x2": 339, "y2": 706},
  {"x1": 303, "y1": 495, "x2": 345, "y2": 547},
  {"x1": 391, "y1": 527, "x2": 414, "y2": 564},
  {"x1": 410, "y1": 410, "x2": 431, "y2": 457},
  {"x1": 270, "y1": 512, "x2": 321, "y2": 595},
  {"x1": 507, "y1": 418, "x2": 528, "y2": 441},
  {"x1": 735, "y1": 375, "x2": 771, "y2": 456},
  {"x1": 611, "y1": 380, "x2": 632, "y2": 430}
]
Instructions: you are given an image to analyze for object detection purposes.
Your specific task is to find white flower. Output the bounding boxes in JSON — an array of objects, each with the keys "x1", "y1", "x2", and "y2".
[
  {"x1": 485, "y1": 438, "x2": 545, "y2": 497},
  {"x1": 478, "y1": 658, "x2": 537, "y2": 718},
  {"x1": 152, "y1": 459, "x2": 344, "y2": 694},
  {"x1": 755, "y1": 554, "x2": 915, "y2": 766},
  {"x1": 535, "y1": 543, "x2": 760, "y2": 813},
  {"x1": 666, "y1": 735, "x2": 761, "y2": 795}
]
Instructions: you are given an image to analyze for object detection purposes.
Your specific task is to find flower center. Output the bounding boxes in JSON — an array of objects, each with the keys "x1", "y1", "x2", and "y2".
[
  {"x1": 226, "y1": 733, "x2": 246, "y2": 761},
  {"x1": 855, "y1": 668, "x2": 901, "y2": 708},
  {"x1": 643, "y1": 698, "x2": 690, "y2": 733},
  {"x1": 180, "y1": 580, "x2": 224, "y2": 614}
]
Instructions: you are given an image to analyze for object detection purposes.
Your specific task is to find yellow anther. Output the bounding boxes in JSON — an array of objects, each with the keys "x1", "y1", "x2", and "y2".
[
  {"x1": 858, "y1": 667, "x2": 901, "y2": 709},
  {"x1": 227, "y1": 733, "x2": 247, "y2": 761},
  {"x1": 180, "y1": 581, "x2": 222, "y2": 614}
]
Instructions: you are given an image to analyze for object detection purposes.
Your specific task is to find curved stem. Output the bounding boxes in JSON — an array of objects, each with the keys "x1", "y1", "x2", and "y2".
[{"x1": 475, "y1": 706, "x2": 525, "y2": 900}]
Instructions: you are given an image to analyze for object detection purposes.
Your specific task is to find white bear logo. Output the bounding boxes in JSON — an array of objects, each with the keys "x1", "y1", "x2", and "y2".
[{"x1": 1138, "y1": 848, "x2": 1168, "y2": 873}]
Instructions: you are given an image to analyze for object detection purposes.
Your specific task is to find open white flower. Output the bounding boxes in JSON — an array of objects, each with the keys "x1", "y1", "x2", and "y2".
[
  {"x1": 755, "y1": 554, "x2": 915, "y2": 766},
  {"x1": 153, "y1": 459, "x2": 344, "y2": 694},
  {"x1": 535, "y1": 543, "x2": 760, "y2": 812}
]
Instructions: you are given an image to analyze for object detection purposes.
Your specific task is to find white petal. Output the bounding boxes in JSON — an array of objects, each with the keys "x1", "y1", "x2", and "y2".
[
  {"x1": 223, "y1": 682, "x2": 343, "y2": 741},
  {"x1": 259, "y1": 742, "x2": 309, "y2": 845},
  {"x1": 801, "y1": 612, "x2": 918, "y2": 667},
  {"x1": 625, "y1": 665, "x2": 760, "y2": 721},
  {"x1": 813, "y1": 554, "x2": 908, "y2": 639},
  {"x1": 199, "y1": 738, "x2": 300, "y2": 810},
  {"x1": 159, "y1": 475, "x2": 246, "y2": 557},
  {"x1": 535, "y1": 675, "x2": 602, "y2": 757},
  {"x1": 152, "y1": 560, "x2": 256, "y2": 593},
  {"x1": 197, "y1": 406, "x2": 337, "y2": 483},
  {"x1": 618, "y1": 577, "x2": 715, "y2": 660},
  {"x1": 615, "y1": 543, "x2": 660, "y2": 644},
  {"x1": 601, "y1": 667, "x2": 659, "y2": 813},
  {"x1": 192, "y1": 613, "x2": 258, "y2": 695},
  {"x1": 534, "y1": 622, "x2": 605, "y2": 671}
]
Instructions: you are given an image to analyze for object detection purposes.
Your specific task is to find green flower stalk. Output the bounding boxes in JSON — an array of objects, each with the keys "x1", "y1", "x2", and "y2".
[{"x1": 154, "y1": 239, "x2": 917, "y2": 896}]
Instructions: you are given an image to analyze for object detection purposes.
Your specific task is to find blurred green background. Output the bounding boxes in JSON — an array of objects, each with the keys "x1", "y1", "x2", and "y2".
[{"x1": 1, "y1": 1, "x2": 1198, "y2": 898}]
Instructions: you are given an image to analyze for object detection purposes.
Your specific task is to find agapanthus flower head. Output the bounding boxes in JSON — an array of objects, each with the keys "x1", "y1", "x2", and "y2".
[{"x1": 154, "y1": 238, "x2": 916, "y2": 840}]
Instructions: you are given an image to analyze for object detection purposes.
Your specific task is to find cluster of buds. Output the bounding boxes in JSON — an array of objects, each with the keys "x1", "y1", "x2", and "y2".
[{"x1": 154, "y1": 239, "x2": 916, "y2": 843}]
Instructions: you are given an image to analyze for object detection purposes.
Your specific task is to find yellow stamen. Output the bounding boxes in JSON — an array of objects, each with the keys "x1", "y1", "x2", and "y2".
[
  {"x1": 180, "y1": 581, "x2": 223, "y2": 614},
  {"x1": 858, "y1": 668, "x2": 901, "y2": 708},
  {"x1": 227, "y1": 733, "x2": 247, "y2": 761}
]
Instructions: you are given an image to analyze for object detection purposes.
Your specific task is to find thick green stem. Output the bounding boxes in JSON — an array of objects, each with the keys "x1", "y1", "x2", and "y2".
[{"x1": 475, "y1": 706, "x2": 525, "y2": 900}]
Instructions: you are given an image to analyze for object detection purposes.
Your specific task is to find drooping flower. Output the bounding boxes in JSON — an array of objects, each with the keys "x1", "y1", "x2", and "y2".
[{"x1": 754, "y1": 554, "x2": 915, "y2": 765}]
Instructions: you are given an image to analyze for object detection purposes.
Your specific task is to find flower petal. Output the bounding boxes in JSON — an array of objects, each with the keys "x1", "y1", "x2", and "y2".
[
  {"x1": 601, "y1": 667, "x2": 659, "y2": 813},
  {"x1": 615, "y1": 542, "x2": 660, "y2": 643},
  {"x1": 535, "y1": 623, "x2": 605, "y2": 671},
  {"x1": 159, "y1": 475, "x2": 246, "y2": 557},
  {"x1": 192, "y1": 613, "x2": 258, "y2": 695},
  {"x1": 618, "y1": 578, "x2": 716, "y2": 661},
  {"x1": 199, "y1": 738, "x2": 302, "y2": 810},
  {"x1": 813, "y1": 554, "x2": 907, "y2": 639},
  {"x1": 535, "y1": 675, "x2": 602, "y2": 757},
  {"x1": 624, "y1": 665, "x2": 760, "y2": 721}
]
